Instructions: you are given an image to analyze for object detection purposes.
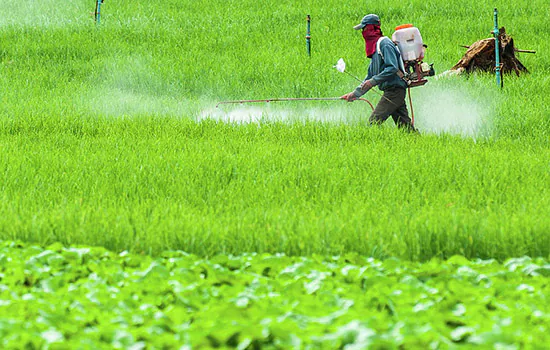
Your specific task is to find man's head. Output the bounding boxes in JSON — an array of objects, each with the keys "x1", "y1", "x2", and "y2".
[
  {"x1": 354, "y1": 14, "x2": 383, "y2": 58},
  {"x1": 353, "y1": 14, "x2": 381, "y2": 30}
]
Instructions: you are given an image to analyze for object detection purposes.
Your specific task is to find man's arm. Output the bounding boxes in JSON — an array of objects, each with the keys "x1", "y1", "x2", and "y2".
[{"x1": 352, "y1": 65, "x2": 374, "y2": 97}]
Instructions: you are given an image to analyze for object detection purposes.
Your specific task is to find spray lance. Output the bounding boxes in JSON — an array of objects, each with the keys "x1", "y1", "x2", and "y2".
[
  {"x1": 216, "y1": 59, "x2": 374, "y2": 110},
  {"x1": 216, "y1": 97, "x2": 374, "y2": 110}
]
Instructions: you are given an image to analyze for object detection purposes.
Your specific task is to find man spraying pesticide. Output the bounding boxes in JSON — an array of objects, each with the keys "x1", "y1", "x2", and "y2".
[
  {"x1": 341, "y1": 14, "x2": 433, "y2": 132},
  {"x1": 216, "y1": 14, "x2": 432, "y2": 116}
]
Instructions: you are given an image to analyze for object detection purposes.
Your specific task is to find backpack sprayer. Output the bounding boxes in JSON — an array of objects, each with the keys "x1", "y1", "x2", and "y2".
[
  {"x1": 391, "y1": 24, "x2": 435, "y2": 87},
  {"x1": 391, "y1": 24, "x2": 434, "y2": 125}
]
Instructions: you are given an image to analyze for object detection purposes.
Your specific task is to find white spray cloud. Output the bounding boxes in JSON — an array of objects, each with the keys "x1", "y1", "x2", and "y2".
[
  {"x1": 200, "y1": 87, "x2": 493, "y2": 140},
  {"x1": 88, "y1": 54, "x2": 192, "y2": 118},
  {"x1": 200, "y1": 107, "x2": 273, "y2": 124},
  {"x1": 90, "y1": 89, "x2": 188, "y2": 117},
  {"x1": 412, "y1": 81, "x2": 493, "y2": 138},
  {"x1": 84, "y1": 49, "x2": 493, "y2": 139},
  {"x1": 199, "y1": 104, "x2": 370, "y2": 125},
  {"x1": 0, "y1": 0, "x2": 87, "y2": 27}
]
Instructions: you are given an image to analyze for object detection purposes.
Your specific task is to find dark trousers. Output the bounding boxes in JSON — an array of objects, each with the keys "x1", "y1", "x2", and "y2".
[{"x1": 369, "y1": 87, "x2": 416, "y2": 131}]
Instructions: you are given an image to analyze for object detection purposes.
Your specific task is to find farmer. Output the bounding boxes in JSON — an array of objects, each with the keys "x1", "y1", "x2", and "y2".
[{"x1": 341, "y1": 14, "x2": 416, "y2": 132}]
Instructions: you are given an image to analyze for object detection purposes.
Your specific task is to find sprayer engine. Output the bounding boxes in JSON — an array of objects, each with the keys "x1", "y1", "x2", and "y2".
[
  {"x1": 403, "y1": 60, "x2": 435, "y2": 87},
  {"x1": 392, "y1": 24, "x2": 435, "y2": 87}
]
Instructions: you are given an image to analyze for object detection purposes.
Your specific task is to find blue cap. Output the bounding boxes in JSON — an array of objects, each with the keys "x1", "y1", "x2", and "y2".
[{"x1": 353, "y1": 14, "x2": 381, "y2": 30}]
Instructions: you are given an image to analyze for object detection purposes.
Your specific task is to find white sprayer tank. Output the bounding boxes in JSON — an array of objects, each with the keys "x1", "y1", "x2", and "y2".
[{"x1": 392, "y1": 24, "x2": 425, "y2": 61}]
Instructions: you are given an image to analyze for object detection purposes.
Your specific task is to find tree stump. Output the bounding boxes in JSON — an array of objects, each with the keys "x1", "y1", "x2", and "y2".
[{"x1": 451, "y1": 27, "x2": 528, "y2": 76}]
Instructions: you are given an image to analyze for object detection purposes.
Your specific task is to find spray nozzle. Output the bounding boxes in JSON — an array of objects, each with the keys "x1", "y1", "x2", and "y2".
[
  {"x1": 333, "y1": 58, "x2": 346, "y2": 73},
  {"x1": 332, "y1": 58, "x2": 362, "y2": 83}
]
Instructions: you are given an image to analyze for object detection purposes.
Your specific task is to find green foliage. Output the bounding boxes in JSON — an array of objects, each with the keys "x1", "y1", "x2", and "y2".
[
  {"x1": 0, "y1": 241, "x2": 548, "y2": 348},
  {"x1": 0, "y1": 0, "x2": 549, "y2": 259}
]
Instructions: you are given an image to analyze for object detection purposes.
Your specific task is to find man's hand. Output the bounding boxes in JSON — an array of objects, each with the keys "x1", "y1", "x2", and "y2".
[
  {"x1": 361, "y1": 80, "x2": 374, "y2": 92},
  {"x1": 340, "y1": 92, "x2": 358, "y2": 102}
]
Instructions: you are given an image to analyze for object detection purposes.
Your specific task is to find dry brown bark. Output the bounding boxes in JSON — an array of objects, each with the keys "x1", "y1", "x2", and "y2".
[{"x1": 451, "y1": 27, "x2": 528, "y2": 76}]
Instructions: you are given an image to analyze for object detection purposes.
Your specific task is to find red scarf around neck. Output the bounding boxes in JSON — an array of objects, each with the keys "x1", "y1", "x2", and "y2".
[{"x1": 362, "y1": 24, "x2": 383, "y2": 58}]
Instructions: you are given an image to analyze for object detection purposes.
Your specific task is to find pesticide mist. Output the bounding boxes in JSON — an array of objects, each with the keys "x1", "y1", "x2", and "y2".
[
  {"x1": 199, "y1": 104, "x2": 372, "y2": 124},
  {"x1": 200, "y1": 82, "x2": 494, "y2": 139},
  {"x1": 0, "y1": 0, "x2": 87, "y2": 27},
  {"x1": 413, "y1": 80, "x2": 494, "y2": 138},
  {"x1": 86, "y1": 54, "x2": 192, "y2": 118}
]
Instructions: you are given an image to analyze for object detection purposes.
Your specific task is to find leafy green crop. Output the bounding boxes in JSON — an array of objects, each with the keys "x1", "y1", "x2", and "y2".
[
  {"x1": 1, "y1": 0, "x2": 549, "y2": 259},
  {"x1": 0, "y1": 241, "x2": 548, "y2": 348}
]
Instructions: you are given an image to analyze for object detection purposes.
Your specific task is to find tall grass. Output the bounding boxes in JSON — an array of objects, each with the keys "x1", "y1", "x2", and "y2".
[
  {"x1": 1, "y1": 117, "x2": 548, "y2": 260},
  {"x1": 0, "y1": 0, "x2": 548, "y2": 259}
]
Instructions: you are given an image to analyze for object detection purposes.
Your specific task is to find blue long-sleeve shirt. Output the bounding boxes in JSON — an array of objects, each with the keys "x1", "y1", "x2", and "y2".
[{"x1": 353, "y1": 37, "x2": 408, "y2": 97}]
